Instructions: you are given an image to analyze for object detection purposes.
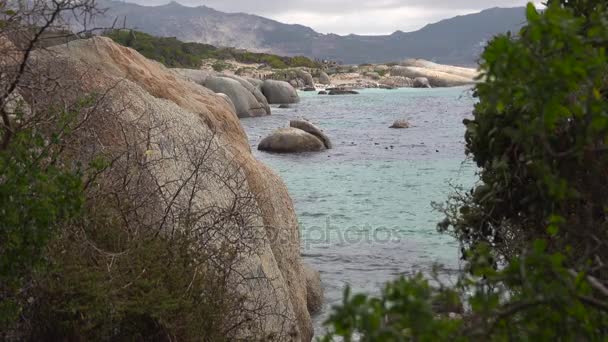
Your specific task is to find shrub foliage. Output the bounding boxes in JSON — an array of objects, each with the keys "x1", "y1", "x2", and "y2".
[
  {"x1": 324, "y1": 1, "x2": 608, "y2": 340},
  {"x1": 105, "y1": 29, "x2": 321, "y2": 69}
]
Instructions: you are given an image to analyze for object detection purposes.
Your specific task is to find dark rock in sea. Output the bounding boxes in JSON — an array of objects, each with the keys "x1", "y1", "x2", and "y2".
[
  {"x1": 379, "y1": 84, "x2": 396, "y2": 90},
  {"x1": 258, "y1": 128, "x2": 326, "y2": 153},
  {"x1": 390, "y1": 119, "x2": 410, "y2": 129},
  {"x1": 318, "y1": 91, "x2": 328, "y2": 95},
  {"x1": 328, "y1": 88, "x2": 359, "y2": 95},
  {"x1": 258, "y1": 120, "x2": 331, "y2": 153},
  {"x1": 279, "y1": 104, "x2": 291, "y2": 109},
  {"x1": 303, "y1": 87, "x2": 316, "y2": 91}
]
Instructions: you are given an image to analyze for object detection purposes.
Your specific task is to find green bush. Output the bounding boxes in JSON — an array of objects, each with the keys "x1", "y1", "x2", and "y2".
[
  {"x1": 212, "y1": 60, "x2": 231, "y2": 72},
  {"x1": 324, "y1": 2, "x2": 608, "y2": 340},
  {"x1": 443, "y1": 0, "x2": 608, "y2": 263},
  {"x1": 105, "y1": 29, "x2": 322, "y2": 70},
  {"x1": 0, "y1": 103, "x2": 84, "y2": 328},
  {"x1": 104, "y1": 30, "x2": 218, "y2": 68},
  {"x1": 376, "y1": 69, "x2": 388, "y2": 77}
]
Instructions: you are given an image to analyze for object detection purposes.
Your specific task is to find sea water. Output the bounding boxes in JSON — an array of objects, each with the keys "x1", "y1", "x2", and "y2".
[{"x1": 240, "y1": 87, "x2": 478, "y2": 333}]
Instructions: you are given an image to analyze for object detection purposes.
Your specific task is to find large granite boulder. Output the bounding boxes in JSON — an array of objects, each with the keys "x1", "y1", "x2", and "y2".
[
  {"x1": 216, "y1": 93, "x2": 237, "y2": 114},
  {"x1": 290, "y1": 120, "x2": 332, "y2": 149},
  {"x1": 35, "y1": 37, "x2": 316, "y2": 341},
  {"x1": 319, "y1": 71, "x2": 331, "y2": 85},
  {"x1": 296, "y1": 70, "x2": 315, "y2": 87},
  {"x1": 262, "y1": 80, "x2": 300, "y2": 104},
  {"x1": 203, "y1": 76, "x2": 268, "y2": 118},
  {"x1": 223, "y1": 74, "x2": 271, "y2": 115},
  {"x1": 258, "y1": 128, "x2": 326, "y2": 153},
  {"x1": 245, "y1": 77, "x2": 264, "y2": 89}
]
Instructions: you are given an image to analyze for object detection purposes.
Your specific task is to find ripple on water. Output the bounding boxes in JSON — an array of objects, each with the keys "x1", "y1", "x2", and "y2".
[{"x1": 241, "y1": 87, "x2": 477, "y2": 335}]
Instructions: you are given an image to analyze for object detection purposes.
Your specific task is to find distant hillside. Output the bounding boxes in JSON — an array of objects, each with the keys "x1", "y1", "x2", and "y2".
[
  {"x1": 313, "y1": 7, "x2": 527, "y2": 65},
  {"x1": 91, "y1": 1, "x2": 526, "y2": 66},
  {"x1": 104, "y1": 29, "x2": 321, "y2": 70}
]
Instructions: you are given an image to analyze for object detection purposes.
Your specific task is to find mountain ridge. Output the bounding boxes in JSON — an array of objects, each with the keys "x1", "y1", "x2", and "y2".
[{"x1": 92, "y1": 1, "x2": 526, "y2": 65}]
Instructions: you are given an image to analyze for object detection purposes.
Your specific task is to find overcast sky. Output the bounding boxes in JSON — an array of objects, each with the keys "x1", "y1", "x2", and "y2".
[{"x1": 122, "y1": 0, "x2": 539, "y2": 35}]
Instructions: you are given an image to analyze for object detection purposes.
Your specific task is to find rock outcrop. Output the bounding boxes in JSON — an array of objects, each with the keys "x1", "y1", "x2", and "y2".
[
  {"x1": 262, "y1": 80, "x2": 300, "y2": 104},
  {"x1": 203, "y1": 76, "x2": 269, "y2": 118},
  {"x1": 223, "y1": 74, "x2": 271, "y2": 115},
  {"x1": 246, "y1": 77, "x2": 264, "y2": 89},
  {"x1": 379, "y1": 76, "x2": 413, "y2": 88},
  {"x1": 216, "y1": 93, "x2": 238, "y2": 113},
  {"x1": 29, "y1": 37, "x2": 317, "y2": 341},
  {"x1": 364, "y1": 71, "x2": 381, "y2": 80},
  {"x1": 318, "y1": 71, "x2": 331, "y2": 85},
  {"x1": 390, "y1": 64, "x2": 475, "y2": 87},
  {"x1": 290, "y1": 120, "x2": 332, "y2": 149},
  {"x1": 400, "y1": 59, "x2": 478, "y2": 79},
  {"x1": 328, "y1": 88, "x2": 359, "y2": 95},
  {"x1": 258, "y1": 128, "x2": 327, "y2": 153},
  {"x1": 303, "y1": 264, "x2": 323, "y2": 315},
  {"x1": 413, "y1": 77, "x2": 431, "y2": 88},
  {"x1": 270, "y1": 69, "x2": 314, "y2": 89},
  {"x1": 296, "y1": 70, "x2": 315, "y2": 87}
]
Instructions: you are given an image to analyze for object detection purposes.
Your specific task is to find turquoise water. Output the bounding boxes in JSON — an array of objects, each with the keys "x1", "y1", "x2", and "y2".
[{"x1": 241, "y1": 87, "x2": 477, "y2": 332}]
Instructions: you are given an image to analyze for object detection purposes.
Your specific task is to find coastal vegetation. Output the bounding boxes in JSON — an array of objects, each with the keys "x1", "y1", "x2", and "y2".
[
  {"x1": 104, "y1": 29, "x2": 322, "y2": 69},
  {"x1": 323, "y1": 1, "x2": 608, "y2": 340}
]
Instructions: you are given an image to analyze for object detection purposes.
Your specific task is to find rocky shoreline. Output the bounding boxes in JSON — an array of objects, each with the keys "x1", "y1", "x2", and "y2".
[
  {"x1": 175, "y1": 58, "x2": 478, "y2": 121},
  {"x1": 194, "y1": 57, "x2": 478, "y2": 91}
]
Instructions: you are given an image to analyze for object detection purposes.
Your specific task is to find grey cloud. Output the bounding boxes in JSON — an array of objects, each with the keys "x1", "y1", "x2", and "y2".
[{"x1": 123, "y1": 0, "x2": 536, "y2": 34}]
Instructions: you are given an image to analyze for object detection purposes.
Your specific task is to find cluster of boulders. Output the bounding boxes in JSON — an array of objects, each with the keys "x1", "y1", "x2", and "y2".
[
  {"x1": 175, "y1": 69, "x2": 300, "y2": 118},
  {"x1": 203, "y1": 75, "x2": 270, "y2": 118},
  {"x1": 314, "y1": 59, "x2": 477, "y2": 90},
  {"x1": 259, "y1": 120, "x2": 332, "y2": 154},
  {"x1": 173, "y1": 58, "x2": 478, "y2": 121},
  {"x1": 270, "y1": 69, "x2": 315, "y2": 89},
  {"x1": 172, "y1": 58, "x2": 474, "y2": 156}
]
